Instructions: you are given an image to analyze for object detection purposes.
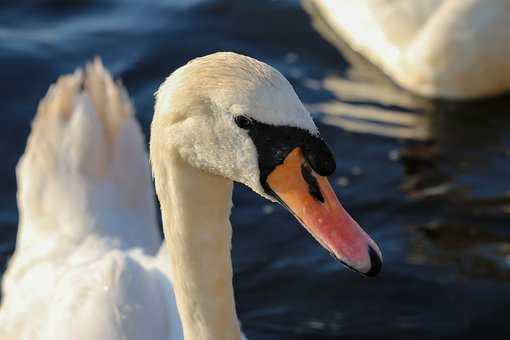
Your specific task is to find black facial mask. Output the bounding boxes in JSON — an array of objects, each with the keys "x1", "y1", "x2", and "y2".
[{"x1": 234, "y1": 116, "x2": 336, "y2": 194}]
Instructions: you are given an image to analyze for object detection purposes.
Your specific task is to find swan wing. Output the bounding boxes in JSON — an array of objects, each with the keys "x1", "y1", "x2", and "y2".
[
  {"x1": 0, "y1": 60, "x2": 183, "y2": 339},
  {"x1": 1, "y1": 246, "x2": 183, "y2": 340}
]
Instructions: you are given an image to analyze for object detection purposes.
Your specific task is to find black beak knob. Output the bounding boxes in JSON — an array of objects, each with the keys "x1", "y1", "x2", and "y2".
[{"x1": 302, "y1": 135, "x2": 336, "y2": 176}]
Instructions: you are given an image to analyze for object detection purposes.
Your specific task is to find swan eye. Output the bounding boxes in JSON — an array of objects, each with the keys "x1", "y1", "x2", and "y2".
[{"x1": 234, "y1": 115, "x2": 253, "y2": 130}]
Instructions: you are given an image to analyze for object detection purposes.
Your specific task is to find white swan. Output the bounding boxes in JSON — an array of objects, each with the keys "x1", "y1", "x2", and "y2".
[
  {"x1": 0, "y1": 53, "x2": 382, "y2": 340},
  {"x1": 303, "y1": 0, "x2": 510, "y2": 99}
]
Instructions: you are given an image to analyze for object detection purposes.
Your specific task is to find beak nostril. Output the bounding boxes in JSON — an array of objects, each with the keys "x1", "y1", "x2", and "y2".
[
  {"x1": 300, "y1": 162, "x2": 325, "y2": 203},
  {"x1": 365, "y1": 246, "x2": 382, "y2": 277}
]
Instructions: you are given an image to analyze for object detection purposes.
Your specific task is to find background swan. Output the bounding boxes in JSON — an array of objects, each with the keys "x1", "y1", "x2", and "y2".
[
  {"x1": 0, "y1": 53, "x2": 382, "y2": 340},
  {"x1": 303, "y1": 0, "x2": 510, "y2": 99}
]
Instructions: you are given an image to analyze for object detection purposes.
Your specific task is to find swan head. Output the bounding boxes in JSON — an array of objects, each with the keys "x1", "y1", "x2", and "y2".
[{"x1": 152, "y1": 52, "x2": 382, "y2": 277}]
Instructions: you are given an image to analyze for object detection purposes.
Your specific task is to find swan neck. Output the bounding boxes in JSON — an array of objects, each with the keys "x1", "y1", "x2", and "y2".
[{"x1": 154, "y1": 153, "x2": 241, "y2": 340}]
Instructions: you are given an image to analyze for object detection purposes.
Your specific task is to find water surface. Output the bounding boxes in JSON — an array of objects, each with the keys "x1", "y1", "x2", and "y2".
[{"x1": 1, "y1": 1, "x2": 510, "y2": 339}]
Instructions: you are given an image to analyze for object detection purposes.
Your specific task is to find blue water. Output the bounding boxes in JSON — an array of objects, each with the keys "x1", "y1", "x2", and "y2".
[{"x1": 2, "y1": 1, "x2": 510, "y2": 339}]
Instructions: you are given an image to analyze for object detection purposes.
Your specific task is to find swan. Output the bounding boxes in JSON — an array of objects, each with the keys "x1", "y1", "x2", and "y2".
[
  {"x1": 0, "y1": 52, "x2": 382, "y2": 340},
  {"x1": 303, "y1": 0, "x2": 510, "y2": 99}
]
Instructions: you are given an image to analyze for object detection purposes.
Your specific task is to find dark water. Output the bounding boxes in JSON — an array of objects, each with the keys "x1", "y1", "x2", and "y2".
[{"x1": 2, "y1": 1, "x2": 510, "y2": 339}]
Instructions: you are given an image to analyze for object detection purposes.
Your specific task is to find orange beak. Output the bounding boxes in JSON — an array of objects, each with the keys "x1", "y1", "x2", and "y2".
[{"x1": 266, "y1": 148, "x2": 382, "y2": 276}]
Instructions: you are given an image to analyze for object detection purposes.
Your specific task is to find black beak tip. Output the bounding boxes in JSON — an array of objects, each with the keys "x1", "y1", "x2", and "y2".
[{"x1": 364, "y1": 246, "x2": 382, "y2": 277}]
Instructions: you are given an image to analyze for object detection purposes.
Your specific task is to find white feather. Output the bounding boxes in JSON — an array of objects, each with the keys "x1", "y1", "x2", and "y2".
[
  {"x1": 304, "y1": 0, "x2": 510, "y2": 99},
  {"x1": 0, "y1": 60, "x2": 183, "y2": 340}
]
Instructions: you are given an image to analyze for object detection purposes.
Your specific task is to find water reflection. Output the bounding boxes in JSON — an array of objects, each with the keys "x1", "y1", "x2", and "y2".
[{"x1": 320, "y1": 93, "x2": 510, "y2": 280}]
